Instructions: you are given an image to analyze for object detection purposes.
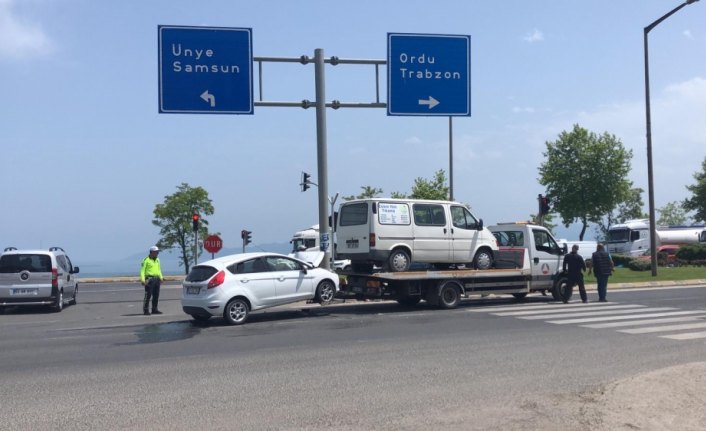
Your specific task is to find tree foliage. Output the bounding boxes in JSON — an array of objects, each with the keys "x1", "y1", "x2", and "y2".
[
  {"x1": 342, "y1": 186, "x2": 383, "y2": 201},
  {"x1": 657, "y1": 201, "x2": 691, "y2": 226},
  {"x1": 684, "y1": 157, "x2": 706, "y2": 223},
  {"x1": 538, "y1": 124, "x2": 633, "y2": 241},
  {"x1": 152, "y1": 183, "x2": 214, "y2": 274},
  {"x1": 408, "y1": 169, "x2": 449, "y2": 200},
  {"x1": 346, "y1": 170, "x2": 449, "y2": 201}
]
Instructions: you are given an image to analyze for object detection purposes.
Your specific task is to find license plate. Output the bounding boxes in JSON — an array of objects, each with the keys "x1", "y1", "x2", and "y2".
[
  {"x1": 186, "y1": 286, "x2": 200, "y2": 295},
  {"x1": 12, "y1": 288, "x2": 38, "y2": 295}
]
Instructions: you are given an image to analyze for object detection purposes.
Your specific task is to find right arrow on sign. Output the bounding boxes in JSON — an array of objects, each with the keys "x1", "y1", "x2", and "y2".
[
  {"x1": 200, "y1": 90, "x2": 216, "y2": 107},
  {"x1": 418, "y1": 96, "x2": 439, "y2": 109}
]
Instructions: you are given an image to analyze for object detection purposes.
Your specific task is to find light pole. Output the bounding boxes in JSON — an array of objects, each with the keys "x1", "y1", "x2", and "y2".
[{"x1": 644, "y1": 0, "x2": 700, "y2": 276}]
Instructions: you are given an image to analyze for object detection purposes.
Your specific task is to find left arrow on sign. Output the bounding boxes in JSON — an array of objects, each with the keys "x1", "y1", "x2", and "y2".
[
  {"x1": 418, "y1": 96, "x2": 439, "y2": 109},
  {"x1": 200, "y1": 90, "x2": 216, "y2": 107}
]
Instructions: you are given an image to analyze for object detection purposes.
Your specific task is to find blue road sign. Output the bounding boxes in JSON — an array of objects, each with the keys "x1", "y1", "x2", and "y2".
[
  {"x1": 387, "y1": 33, "x2": 471, "y2": 116},
  {"x1": 158, "y1": 25, "x2": 253, "y2": 114}
]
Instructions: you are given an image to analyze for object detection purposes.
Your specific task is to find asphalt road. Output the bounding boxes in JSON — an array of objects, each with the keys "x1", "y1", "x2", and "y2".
[{"x1": 1, "y1": 282, "x2": 706, "y2": 430}]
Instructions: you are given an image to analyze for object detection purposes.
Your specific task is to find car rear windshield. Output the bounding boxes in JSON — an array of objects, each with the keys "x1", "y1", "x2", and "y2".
[
  {"x1": 0, "y1": 254, "x2": 52, "y2": 273},
  {"x1": 185, "y1": 265, "x2": 218, "y2": 282}
]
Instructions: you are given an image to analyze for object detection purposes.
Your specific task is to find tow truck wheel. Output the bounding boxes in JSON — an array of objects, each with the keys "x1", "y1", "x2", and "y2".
[
  {"x1": 387, "y1": 249, "x2": 411, "y2": 272},
  {"x1": 438, "y1": 281, "x2": 461, "y2": 309},
  {"x1": 552, "y1": 276, "x2": 571, "y2": 302}
]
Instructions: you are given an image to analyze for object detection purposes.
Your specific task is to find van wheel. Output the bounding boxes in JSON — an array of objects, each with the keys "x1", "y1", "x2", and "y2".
[
  {"x1": 52, "y1": 289, "x2": 64, "y2": 313},
  {"x1": 68, "y1": 285, "x2": 78, "y2": 306},
  {"x1": 472, "y1": 249, "x2": 493, "y2": 270},
  {"x1": 512, "y1": 292, "x2": 528, "y2": 300},
  {"x1": 438, "y1": 281, "x2": 461, "y2": 309},
  {"x1": 387, "y1": 249, "x2": 411, "y2": 272}
]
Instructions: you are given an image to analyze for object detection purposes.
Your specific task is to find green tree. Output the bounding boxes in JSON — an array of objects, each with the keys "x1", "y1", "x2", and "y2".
[
  {"x1": 346, "y1": 170, "x2": 449, "y2": 201},
  {"x1": 684, "y1": 157, "x2": 706, "y2": 223},
  {"x1": 538, "y1": 124, "x2": 633, "y2": 241},
  {"x1": 657, "y1": 201, "x2": 691, "y2": 226},
  {"x1": 152, "y1": 183, "x2": 214, "y2": 274},
  {"x1": 342, "y1": 186, "x2": 383, "y2": 201},
  {"x1": 594, "y1": 187, "x2": 647, "y2": 240},
  {"x1": 409, "y1": 169, "x2": 449, "y2": 200}
]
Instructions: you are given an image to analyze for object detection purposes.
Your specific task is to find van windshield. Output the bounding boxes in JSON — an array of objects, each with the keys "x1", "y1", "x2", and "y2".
[{"x1": 340, "y1": 203, "x2": 368, "y2": 226}]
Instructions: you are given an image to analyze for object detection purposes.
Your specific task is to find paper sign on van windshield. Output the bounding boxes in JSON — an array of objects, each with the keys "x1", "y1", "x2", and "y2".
[{"x1": 378, "y1": 203, "x2": 411, "y2": 225}]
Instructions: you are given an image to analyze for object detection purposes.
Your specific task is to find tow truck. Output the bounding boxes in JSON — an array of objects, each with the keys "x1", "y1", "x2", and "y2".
[{"x1": 340, "y1": 222, "x2": 572, "y2": 307}]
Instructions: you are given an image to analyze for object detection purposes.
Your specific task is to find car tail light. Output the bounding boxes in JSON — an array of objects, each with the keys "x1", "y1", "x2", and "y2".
[
  {"x1": 369, "y1": 233, "x2": 376, "y2": 247},
  {"x1": 51, "y1": 268, "x2": 58, "y2": 288},
  {"x1": 207, "y1": 270, "x2": 225, "y2": 289}
]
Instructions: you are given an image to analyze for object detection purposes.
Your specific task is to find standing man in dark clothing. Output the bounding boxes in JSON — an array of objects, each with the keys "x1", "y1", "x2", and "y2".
[
  {"x1": 140, "y1": 246, "x2": 164, "y2": 315},
  {"x1": 592, "y1": 243, "x2": 614, "y2": 302},
  {"x1": 562, "y1": 244, "x2": 587, "y2": 303}
]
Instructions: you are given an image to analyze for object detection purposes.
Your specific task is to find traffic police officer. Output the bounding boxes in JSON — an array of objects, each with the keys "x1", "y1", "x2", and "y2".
[{"x1": 140, "y1": 246, "x2": 164, "y2": 315}]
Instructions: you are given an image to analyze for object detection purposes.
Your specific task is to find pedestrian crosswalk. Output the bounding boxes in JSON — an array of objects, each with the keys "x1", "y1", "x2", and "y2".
[{"x1": 468, "y1": 300, "x2": 706, "y2": 341}]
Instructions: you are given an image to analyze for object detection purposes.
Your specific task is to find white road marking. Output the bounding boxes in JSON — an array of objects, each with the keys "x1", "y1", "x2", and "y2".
[
  {"x1": 548, "y1": 310, "x2": 706, "y2": 324},
  {"x1": 582, "y1": 315, "x2": 706, "y2": 329},
  {"x1": 494, "y1": 304, "x2": 645, "y2": 317},
  {"x1": 660, "y1": 331, "x2": 706, "y2": 340},
  {"x1": 618, "y1": 322, "x2": 706, "y2": 334},
  {"x1": 521, "y1": 307, "x2": 675, "y2": 320}
]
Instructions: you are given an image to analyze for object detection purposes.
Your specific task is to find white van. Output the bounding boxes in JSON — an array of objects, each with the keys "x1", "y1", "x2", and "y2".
[{"x1": 336, "y1": 198, "x2": 498, "y2": 272}]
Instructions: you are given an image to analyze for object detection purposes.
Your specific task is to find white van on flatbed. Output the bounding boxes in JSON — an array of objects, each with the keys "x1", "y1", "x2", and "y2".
[{"x1": 335, "y1": 198, "x2": 498, "y2": 272}]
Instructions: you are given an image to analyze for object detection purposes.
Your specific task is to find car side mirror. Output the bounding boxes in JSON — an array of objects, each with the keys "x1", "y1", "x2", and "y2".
[
  {"x1": 560, "y1": 244, "x2": 568, "y2": 255},
  {"x1": 477, "y1": 219, "x2": 484, "y2": 231},
  {"x1": 72, "y1": 266, "x2": 80, "y2": 274}
]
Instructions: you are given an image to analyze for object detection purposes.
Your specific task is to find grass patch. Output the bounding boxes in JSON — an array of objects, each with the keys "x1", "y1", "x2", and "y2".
[{"x1": 585, "y1": 266, "x2": 706, "y2": 284}]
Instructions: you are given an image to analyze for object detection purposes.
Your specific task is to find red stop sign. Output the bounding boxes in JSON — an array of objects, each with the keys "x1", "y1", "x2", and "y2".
[{"x1": 204, "y1": 234, "x2": 223, "y2": 254}]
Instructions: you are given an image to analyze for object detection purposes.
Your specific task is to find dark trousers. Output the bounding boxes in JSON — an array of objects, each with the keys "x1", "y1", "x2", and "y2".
[
  {"x1": 567, "y1": 274, "x2": 587, "y2": 302},
  {"x1": 596, "y1": 275, "x2": 609, "y2": 301},
  {"x1": 143, "y1": 277, "x2": 161, "y2": 311}
]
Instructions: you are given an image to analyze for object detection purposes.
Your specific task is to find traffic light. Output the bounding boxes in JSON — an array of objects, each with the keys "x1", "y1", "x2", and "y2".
[
  {"x1": 301, "y1": 172, "x2": 311, "y2": 192},
  {"x1": 241, "y1": 229, "x2": 252, "y2": 246},
  {"x1": 192, "y1": 213, "x2": 200, "y2": 232},
  {"x1": 538, "y1": 194, "x2": 551, "y2": 216}
]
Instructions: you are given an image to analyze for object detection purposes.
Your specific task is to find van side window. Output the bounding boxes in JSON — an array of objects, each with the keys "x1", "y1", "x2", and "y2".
[
  {"x1": 413, "y1": 204, "x2": 446, "y2": 226},
  {"x1": 451, "y1": 206, "x2": 478, "y2": 230},
  {"x1": 339, "y1": 203, "x2": 368, "y2": 226}
]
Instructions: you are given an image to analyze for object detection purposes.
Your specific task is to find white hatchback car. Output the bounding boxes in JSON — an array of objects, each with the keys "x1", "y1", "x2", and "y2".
[{"x1": 181, "y1": 252, "x2": 339, "y2": 325}]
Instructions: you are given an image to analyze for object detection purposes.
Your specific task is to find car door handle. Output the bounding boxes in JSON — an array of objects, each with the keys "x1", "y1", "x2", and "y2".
[
  {"x1": 277, "y1": 276, "x2": 285, "y2": 282},
  {"x1": 444, "y1": 228, "x2": 448, "y2": 234},
  {"x1": 240, "y1": 278, "x2": 249, "y2": 283}
]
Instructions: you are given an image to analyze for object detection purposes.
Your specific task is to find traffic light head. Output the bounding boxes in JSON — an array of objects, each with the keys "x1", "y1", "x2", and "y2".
[
  {"x1": 241, "y1": 229, "x2": 252, "y2": 245},
  {"x1": 538, "y1": 195, "x2": 551, "y2": 215},
  {"x1": 301, "y1": 172, "x2": 311, "y2": 192},
  {"x1": 192, "y1": 213, "x2": 200, "y2": 232}
]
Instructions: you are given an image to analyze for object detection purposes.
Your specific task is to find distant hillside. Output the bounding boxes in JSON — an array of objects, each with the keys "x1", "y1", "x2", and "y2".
[{"x1": 79, "y1": 242, "x2": 291, "y2": 277}]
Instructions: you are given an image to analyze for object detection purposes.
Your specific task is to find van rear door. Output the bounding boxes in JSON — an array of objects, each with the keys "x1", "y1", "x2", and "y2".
[{"x1": 337, "y1": 202, "x2": 371, "y2": 256}]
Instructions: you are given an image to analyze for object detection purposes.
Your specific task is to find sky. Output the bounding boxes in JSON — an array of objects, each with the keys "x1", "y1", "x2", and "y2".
[{"x1": 2, "y1": 0, "x2": 705, "y2": 265}]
